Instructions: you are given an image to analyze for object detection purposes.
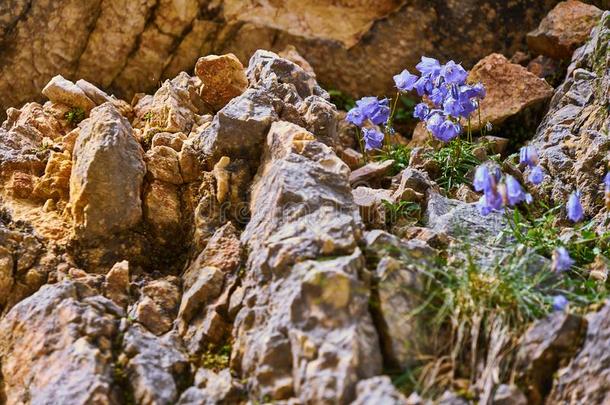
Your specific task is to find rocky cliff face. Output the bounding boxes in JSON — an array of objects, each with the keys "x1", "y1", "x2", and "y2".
[
  {"x1": 0, "y1": 0, "x2": 579, "y2": 118},
  {"x1": 0, "y1": 3, "x2": 609, "y2": 405}
]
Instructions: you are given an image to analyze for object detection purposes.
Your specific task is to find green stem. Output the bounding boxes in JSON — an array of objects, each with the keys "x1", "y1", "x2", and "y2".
[
  {"x1": 385, "y1": 92, "x2": 401, "y2": 148},
  {"x1": 356, "y1": 127, "x2": 368, "y2": 164}
]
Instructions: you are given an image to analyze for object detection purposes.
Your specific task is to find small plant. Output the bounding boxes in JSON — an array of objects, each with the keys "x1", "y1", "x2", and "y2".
[
  {"x1": 428, "y1": 140, "x2": 481, "y2": 190},
  {"x1": 199, "y1": 343, "x2": 231, "y2": 372},
  {"x1": 328, "y1": 89, "x2": 356, "y2": 111},
  {"x1": 376, "y1": 144, "x2": 411, "y2": 173},
  {"x1": 64, "y1": 107, "x2": 85, "y2": 126},
  {"x1": 382, "y1": 199, "x2": 420, "y2": 226},
  {"x1": 143, "y1": 111, "x2": 154, "y2": 122}
]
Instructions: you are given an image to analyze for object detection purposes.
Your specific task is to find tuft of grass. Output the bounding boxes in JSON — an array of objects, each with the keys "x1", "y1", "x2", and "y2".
[
  {"x1": 391, "y1": 240, "x2": 608, "y2": 400},
  {"x1": 427, "y1": 139, "x2": 481, "y2": 191},
  {"x1": 377, "y1": 144, "x2": 411, "y2": 173},
  {"x1": 328, "y1": 89, "x2": 356, "y2": 111},
  {"x1": 64, "y1": 107, "x2": 85, "y2": 126},
  {"x1": 504, "y1": 203, "x2": 610, "y2": 266},
  {"x1": 382, "y1": 199, "x2": 420, "y2": 226},
  {"x1": 143, "y1": 111, "x2": 154, "y2": 122}
]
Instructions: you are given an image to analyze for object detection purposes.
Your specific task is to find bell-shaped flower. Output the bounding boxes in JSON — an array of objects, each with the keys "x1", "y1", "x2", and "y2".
[
  {"x1": 552, "y1": 247, "x2": 575, "y2": 273},
  {"x1": 361, "y1": 128, "x2": 384, "y2": 151},
  {"x1": 394, "y1": 69, "x2": 419, "y2": 92},
  {"x1": 528, "y1": 165, "x2": 545, "y2": 185},
  {"x1": 567, "y1": 191, "x2": 584, "y2": 223}
]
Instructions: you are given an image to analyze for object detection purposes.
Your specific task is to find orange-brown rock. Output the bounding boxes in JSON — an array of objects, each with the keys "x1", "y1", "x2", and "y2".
[
  {"x1": 527, "y1": 0, "x2": 603, "y2": 60},
  {"x1": 195, "y1": 54, "x2": 248, "y2": 111}
]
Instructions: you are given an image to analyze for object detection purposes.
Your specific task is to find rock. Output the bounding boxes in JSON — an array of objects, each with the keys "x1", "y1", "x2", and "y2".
[
  {"x1": 278, "y1": 45, "x2": 316, "y2": 78},
  {"x1": 104, "y1": 260, "x2": 130, "y2": 309},
  {"x1": 143, "y1": 181, "x2": 182, "y2": 242},
  {"x1": 131, "y1": 278, "x2": 181, "y2": 336},
  {"x1": 393, "y1": 167, "x2": 437, "y2": 196},
  {"x1": 195, "y1": 53, "x2": 248, "y2": 111},
  {"x1": 75, "y1": 79, "x2": 132, "y2": 116},
  {"x1": 424, "y1": 192, "x2": 506, "y2": 251},
  {"x1": 493, "y1": 384, "x2": 528, "y2": 405},
  {"x1": 353, "y1": 186, "x2": 394, "y2": 228},
  {"x1": 0, "y1": 1, "x2": 565, "y2": 117},
  {"x1": 70, "y1": 103, "x2": 145, "y2": 240},
  {"x1": 527, "y1": 55, "x2": 561, "y2": 80},
  {"x1": 546, "y1": 301, "x2": 610, "y2": 403},
  {"x1": 374, "y1": 256, "x2": 426, "y2": 368},
  {"x1": 133, "y1": 73, "x2": 203, "y2": 137},
  {"x1": 0, "y1": 246, "x2": 14, "y2": 309},
  {"x1": 352, "y1": 376, "x2": 409, "y2": 405},
  {"x1": 232, "y1": 121, "x2": 381, "y2": 402},
  {"x1": 179, "y1": 141, "x2": 202, "y2": 182},
  {"x1": 145, "y1": 146, "x2": 184, "y2": 185},
  {"x1": 41, "y1": 75, "x2": 96, "y2": 113},
  {"x1": 515, "y1": 311, "x2": 587, "y2": 404},
  {"x1": 178, "y1": 368, "x2": 245, "y2": 405},
  {"x1": 121, "y1": 324, "x2": 190, "y2": 405},
  {"x1": 7, "y1": 171, "x2": 35, "y2": 199},
  {"x1": 530, "y1": 12, "x2": 610, "y2": 219},
  {"x1": 468, "y1": 53, "x2": 554, "y2": 132},
  {"x1": 454, "y1": 184, "x2": 480, "y2": 203},
  {"x1": 185, "y1": 222, "x2": 242, "y2": 280},
  {"x1": 178, "y1": 266, "x2": 224, "y2": 324},
  {"x1": 151, "y1": 132, "x2": 187, "y2": 152},
  {"x1": 527, "y1": 0, "x2": 603, "y2": 60},
  {"x1": 0, "y1": 281, "x2": 123, "y2": 404},
  {"x1": 339, "y1": 147, "x2": 363, "y2": 170},
  {"x1": 0, "y1": 103, "x2": 63, "y2": 178},
  {"x1": 32, "y1": 150, "x2": 72, "y2": 200},
  {"x1": 349, "y1": 160, "x2": 395, "y2": 187}
]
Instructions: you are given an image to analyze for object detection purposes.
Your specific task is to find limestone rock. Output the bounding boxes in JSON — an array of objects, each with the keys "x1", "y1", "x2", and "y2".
[
  {"x1": 352, "y1": 186, "x2": 394, "y2": 228},
  {"x1": 104, "y1": 260, "x2": 131, "y2": 309},
  {"x1": 544, "y1": 301, "x2": 610, "y2": 403},
  {"x1": 32, "y1": 150, "x2": 72, "y2": 200},
  {"x1": 232, "y1": 121, "x2": 381, "y2": 402},
  {"x1": 178, "y1": 368, "x2": 245, "y2": 405},
  {"x1": 195, "y1": 53, "x2": 248, "y2": 111},
  {"x1": 0, "y1": 281, "x2": 123, "y2": 404},
  {"x1": 349, "y1": 160, "x2": 395, "y2": 187},
  {"x1": 145, "y1": 146, "x2": 184, "y2": 185},
  {"x1": 515, "y1": 311, "x2": 587, "y2": 404},
  {"x1": 530, "y1": 12, "x2": 610, "y2": 219},
  {"x1": 143, "y1": 180, "x2": 182, "y2": 243},
  {"x1": 42, "y1": 75, "x2": 96, "y2": 113},
  {"x1": 0, "y1": 103, "x2": 63, "y2": 178},
  {"x1": 70, "y1": 103, "x2": 145, "y2": 240},
  {"x1": 352, "y1": 376, "x2": 409, "y2": 405},
  {"x1": 527, "y1": 0, "x2": 603, "y2": 60},
  {"x1": 131, "y1": 277, "x2": 181, "y2": 336},
  {"x1": 468, "y1": 53, "x2": 554, "y2": 132},
  {"x1": 121, "y1": 324, "x2": 191, "y2": 405}
]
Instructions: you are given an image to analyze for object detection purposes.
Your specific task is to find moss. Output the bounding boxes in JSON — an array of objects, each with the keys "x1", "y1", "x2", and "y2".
[
  {"x1": 198, "y1": 343, "x2": 232, "y2": 372},
  {"x1": 64, "y1": 107, "x2": 86, "y2": 126}
]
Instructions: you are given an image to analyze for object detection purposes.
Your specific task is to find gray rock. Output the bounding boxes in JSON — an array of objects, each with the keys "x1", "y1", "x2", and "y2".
[
  {"x1": 547, "y1": 300, "x2": 610, "y2": 403},
  {"x1": 70, "y1": 103, "x2": 145, "y2": 240},
  {"x1": 42, "y1": 75, "x2": 96, "y2": 113},
  {"x1": 530, "y1": 12, "x2": 610, "y2": 219},
  {"x1": 492, "y1": 384, "x2": 527, "y2": 405},
  {"x1": 178, "y1": 368, "x2": 245, "y2": 405},
  {"x1": 515, "y1": 311, "x2": 587, "y2": 405},
  {"x1": 352, "y1": 376, "x2": 408, "y2": 405},
  {"x1": 0, "y1": 281, "x2": 123, "y2": 404},
  {"x1": 232, "y1": 121, "x2": 382, "y2": 402},
  {"x1": 122, "y1": 324, "x2": 191, "y2": 405}
]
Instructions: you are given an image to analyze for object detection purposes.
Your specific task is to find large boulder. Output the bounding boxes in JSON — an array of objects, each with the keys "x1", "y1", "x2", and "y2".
[
  {"x1": 529, "y1": 11, "x2": 609, "y2": 218},
  {"x1": 231, "y1": 121, "x2": 382, "y2": 402},
  {"x1": 70, "y1": 103, "x2": 146, "y2": 240},
  {"x1": 0, "y1": 0, "x2": 573, "y2": 117},
  {"x1": 527, "y1": 0, "x2": 603, "y2": 60}
]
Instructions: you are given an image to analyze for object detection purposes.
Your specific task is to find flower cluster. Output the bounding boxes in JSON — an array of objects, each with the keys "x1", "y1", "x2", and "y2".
[
  {"x1": 394, "y1": 57, "x2": 486, "y2": 142},
  {"x1": 519, "y1": 146, "x2": 545, "y2": 185},
  {"x1": 346, "y1": 97, "x2": 390, "y2": 151},
  {"x1": 473, "y1": 164, "x2": 531, "y2": 216}
]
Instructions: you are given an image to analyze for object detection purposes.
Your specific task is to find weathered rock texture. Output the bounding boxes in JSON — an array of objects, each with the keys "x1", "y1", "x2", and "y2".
[
  {"x1": 529, "y1": 11, "x2": 609, "y2": 218},
  {"x1": 231, "y1": 120, "x2": 382, "y2": 402},
  {"x1": 527, "y1": 0, "x2": 604, "y2": 60},
  {"x1": 0, "y1": 0, "x2": 577, "y2": 117}
]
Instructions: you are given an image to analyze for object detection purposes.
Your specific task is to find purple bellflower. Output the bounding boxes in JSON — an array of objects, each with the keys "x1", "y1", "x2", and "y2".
[
  {"x1": 519, "y1": 146, "x2": 539, "y2": 167},
  {"x1": 416, "y1": 56, "x2": 442, "y2": 78},
  {"x1": 552, "y1": 295, "x2": 569, "y2": 311},
  {"x1": 346, "y1": 106, "x2": 366, "y2": 127},
  {"x1": 567, "y1": 191, "x2": 584, "y2": 223},
  {"x1": 552, "y1": 247, "x2": 575, "y2": 273},
  {"x1": 361, "y1": 128, "x2": 384, "y2": 151},
  {"x1": 503, "y1": 175, "x2": 531, "y2": 206},
  {"x1": 413, "y1": 103, "x2": 430, "y2": 120},
  {"x1": 605, "y1": 172, "x2": 610, "y2": 209},
  {"x1": 528, "y1": 165, "x2": 545, "y2": 185},
  {"x1": 394, "y1": 69, "x2": 419, "y2": 92},
  {"x1": 441, "y1": 61, "x2": 468, "y2": 85}
]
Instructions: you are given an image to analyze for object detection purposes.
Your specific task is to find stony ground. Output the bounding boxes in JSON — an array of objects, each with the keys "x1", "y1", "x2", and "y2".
[{"x1": 0, "y1": 2, "x2": 609, "y2": 405}]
